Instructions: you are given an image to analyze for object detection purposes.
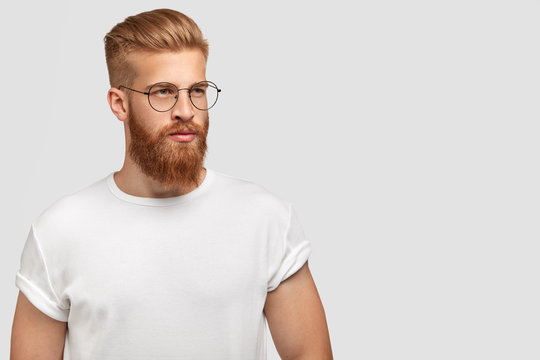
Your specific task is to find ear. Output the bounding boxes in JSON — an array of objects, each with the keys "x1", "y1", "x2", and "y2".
[{"x1": 107, "y1": 87, "x2": 129, "y2": 122}]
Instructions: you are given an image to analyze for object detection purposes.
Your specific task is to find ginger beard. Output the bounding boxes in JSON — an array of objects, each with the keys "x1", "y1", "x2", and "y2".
[{"x1": 126, "y1": 103, "x2": 209, "y2": 192}]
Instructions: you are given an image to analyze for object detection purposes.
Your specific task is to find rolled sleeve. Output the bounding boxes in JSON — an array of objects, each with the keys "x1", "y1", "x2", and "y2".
[
  {"x1": 267, "y1": 202, "x2": 312, "y2": 292},
  {"x1": 15, "y1": 224, "x2": 69, "y2": 322}
]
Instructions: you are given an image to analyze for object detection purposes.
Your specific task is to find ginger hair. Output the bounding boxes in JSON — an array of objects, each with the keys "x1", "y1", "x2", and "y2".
[{"x1": 104, "y1": 8, "x2": 209, "y2": 88}]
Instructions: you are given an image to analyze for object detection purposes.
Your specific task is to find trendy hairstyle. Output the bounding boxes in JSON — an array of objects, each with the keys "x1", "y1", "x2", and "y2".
[{"x1": 104, "y1": 8, "x2": 209, "y2": 88}]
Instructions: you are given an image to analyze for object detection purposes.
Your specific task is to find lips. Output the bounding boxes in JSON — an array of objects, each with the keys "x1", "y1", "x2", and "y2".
[
  {"x1": 169, "y1": 130, "x2": 196, "y2": 135},
  {"x1": 169, "y1": 133, "x2": 197, "y2": 143}
]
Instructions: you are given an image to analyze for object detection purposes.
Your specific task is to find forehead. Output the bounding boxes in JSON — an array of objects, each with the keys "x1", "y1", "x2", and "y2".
[{"x1": 127, "y1": 49, "x2": 207, "y2": 87}]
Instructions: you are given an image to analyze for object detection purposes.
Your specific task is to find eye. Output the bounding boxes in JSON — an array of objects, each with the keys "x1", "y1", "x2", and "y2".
[
  {"x1": 153, "y1": 88, "x2": 174, "y2": 96},
  {"x1": 191, "y1": 86, "x2": 207, "y2": 97},
  {"x1": 150, "y1": 84, "x2": 177, "y2": 97}
]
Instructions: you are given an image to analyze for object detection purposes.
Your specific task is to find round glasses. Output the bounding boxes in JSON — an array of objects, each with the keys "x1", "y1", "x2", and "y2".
[{"x1": 119, "y1": 81, "x2": 221, "y2": 112}]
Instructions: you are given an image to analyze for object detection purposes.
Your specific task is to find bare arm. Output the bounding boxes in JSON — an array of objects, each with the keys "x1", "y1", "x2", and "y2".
[
  {"x1": 264, "y1": 261, "x2": 333, "y2": 360},
  {"x1": 11, "y1": 291, "x2": 67, "y2": 360}
]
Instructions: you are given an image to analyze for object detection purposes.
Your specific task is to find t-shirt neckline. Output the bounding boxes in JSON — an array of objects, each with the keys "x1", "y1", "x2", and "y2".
[{"x1": 106, "y1": 167, "x2": 215, "y2": 207}]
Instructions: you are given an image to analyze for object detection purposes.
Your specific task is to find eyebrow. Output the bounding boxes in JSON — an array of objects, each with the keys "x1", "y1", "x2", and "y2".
[{"x1": 143, "y1": 81, "x2": 207, "y2": 91}]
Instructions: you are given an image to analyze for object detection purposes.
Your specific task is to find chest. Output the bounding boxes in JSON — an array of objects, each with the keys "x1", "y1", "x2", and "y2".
[{"x1": 63, "y1": 217, "x2": 268, "y2": 323}]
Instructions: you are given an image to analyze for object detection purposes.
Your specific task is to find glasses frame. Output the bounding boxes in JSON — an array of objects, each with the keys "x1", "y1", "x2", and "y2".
[{"x1": 119, "y1": 80, "x2": 221, "y2": 112}]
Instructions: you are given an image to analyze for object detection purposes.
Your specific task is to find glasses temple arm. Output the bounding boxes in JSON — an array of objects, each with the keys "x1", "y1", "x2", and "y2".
[{"x1": 118, "y1": 86, "x2": 149, "y2": 95}]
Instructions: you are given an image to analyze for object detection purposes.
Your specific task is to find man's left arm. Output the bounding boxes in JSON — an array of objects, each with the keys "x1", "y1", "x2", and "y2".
[{"x1": 264, "y1": 260, "x2": 333, "y2": 360}]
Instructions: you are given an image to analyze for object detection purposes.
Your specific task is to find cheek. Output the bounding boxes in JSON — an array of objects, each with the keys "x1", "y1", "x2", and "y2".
[
  {"x1": 129, "y1": 109, "x2": 159, "y2": 137},
  {"x1": 196, "y1": 112, "x2": 210, "y2": 129}
]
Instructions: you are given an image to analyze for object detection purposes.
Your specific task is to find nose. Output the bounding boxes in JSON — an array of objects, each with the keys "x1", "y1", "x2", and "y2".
[{"x1": 170, "y1": 89, "x2": 195, "y2": 122}]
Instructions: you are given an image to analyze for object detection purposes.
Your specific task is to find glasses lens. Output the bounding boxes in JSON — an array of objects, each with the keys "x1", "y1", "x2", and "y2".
[
  {"x1": 190, "y1": 81, "x2": 219, "y2": 110},
  {"x1": 148, "y1": 82, "x2": 178, "y2": 111}
]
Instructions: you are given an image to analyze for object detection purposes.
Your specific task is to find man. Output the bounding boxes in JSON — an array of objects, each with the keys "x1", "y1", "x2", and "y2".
[{"x1": 11, "y1": 8, "x2": 332, "y2": 360}]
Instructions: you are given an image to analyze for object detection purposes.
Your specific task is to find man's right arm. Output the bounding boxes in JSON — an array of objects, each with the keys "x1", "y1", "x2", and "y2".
[{"x1": 10, "y1": 291, "x2": 67, "y2": 360}]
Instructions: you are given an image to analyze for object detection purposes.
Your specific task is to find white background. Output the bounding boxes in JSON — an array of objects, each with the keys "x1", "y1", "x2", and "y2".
[{"x1": 1, "y1": 0, "x2": 539, "y2": 359}]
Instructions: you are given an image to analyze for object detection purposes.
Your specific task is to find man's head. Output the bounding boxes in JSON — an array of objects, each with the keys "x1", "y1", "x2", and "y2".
[{"x1": 104, "y1": 9, "x2": 212, "y2": 191}]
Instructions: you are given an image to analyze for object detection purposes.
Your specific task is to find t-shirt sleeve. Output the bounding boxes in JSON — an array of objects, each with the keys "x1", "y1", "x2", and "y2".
[
  {"x1": 267, "y1": 202, "x2": 312, "y2": 292},
  {"x1": 15, "y1": 224, "x2": 70, "y2": 322}
]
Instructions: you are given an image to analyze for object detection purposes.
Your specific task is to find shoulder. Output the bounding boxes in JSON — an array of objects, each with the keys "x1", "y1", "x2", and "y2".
[
  {"x1": 32, "y1": 174, "x2": 109, "y2": 238},
  {"x1": 211, "y1": 169, "x2": 291, "y2": 216}
]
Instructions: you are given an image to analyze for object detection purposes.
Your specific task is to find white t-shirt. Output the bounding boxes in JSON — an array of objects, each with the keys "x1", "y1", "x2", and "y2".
[{"x1": 15, "y1": 167, "x2": 311, "y2": 360}]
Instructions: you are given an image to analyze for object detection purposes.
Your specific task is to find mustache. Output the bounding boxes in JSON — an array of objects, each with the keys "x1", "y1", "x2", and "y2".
[{"x1": 165, "y1": 124, "x2": 199, "y2": 135}]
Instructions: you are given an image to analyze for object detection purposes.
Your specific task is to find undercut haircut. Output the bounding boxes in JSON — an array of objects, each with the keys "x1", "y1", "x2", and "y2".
[{"x1": 104, "y1": 8, "x2": 209, "y2": 88}]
